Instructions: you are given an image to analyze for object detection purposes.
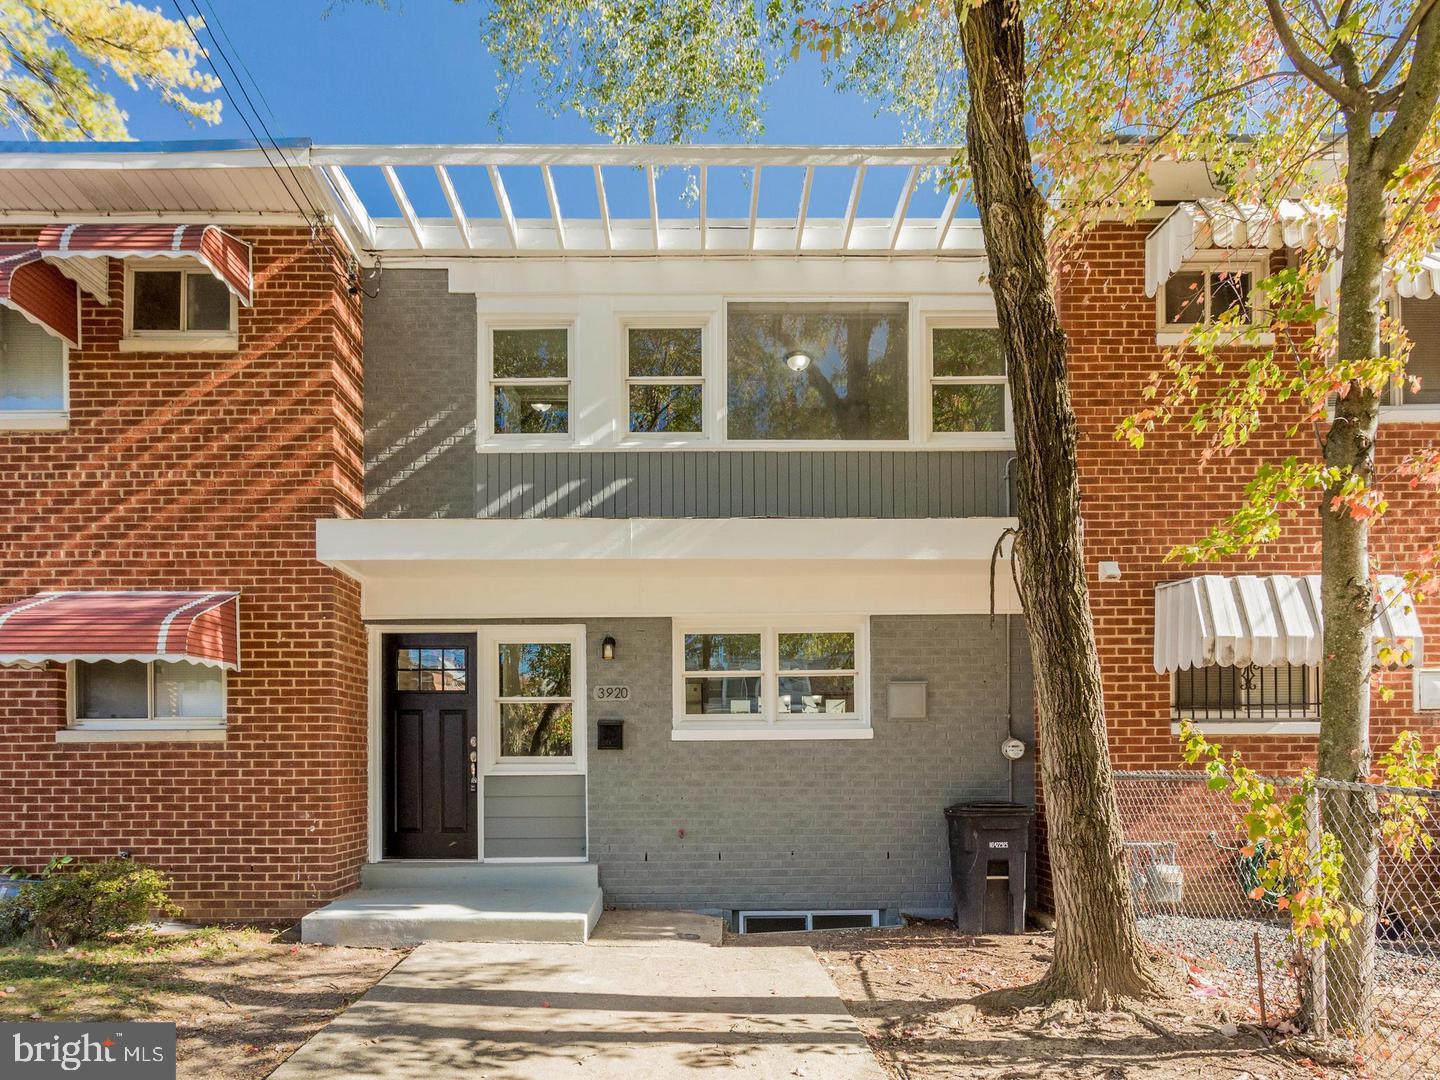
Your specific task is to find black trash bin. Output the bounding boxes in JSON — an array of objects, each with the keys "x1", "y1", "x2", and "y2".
[{"x1": 944, "y1": 801, "x2": 1031, "y2": 934}]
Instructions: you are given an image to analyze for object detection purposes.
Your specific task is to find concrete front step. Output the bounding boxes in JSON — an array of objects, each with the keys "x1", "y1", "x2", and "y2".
[
  {"x1": 302, "y1": 862, "x2": 603, "y2": 946},
  {"x1": 360, "y1": 859, "x2": 598, "y2": 890}
]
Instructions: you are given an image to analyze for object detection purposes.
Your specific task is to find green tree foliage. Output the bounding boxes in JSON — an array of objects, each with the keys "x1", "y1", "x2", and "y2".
[{"x1": 1, "y1": 0, "x2": 221, "y2": 140}]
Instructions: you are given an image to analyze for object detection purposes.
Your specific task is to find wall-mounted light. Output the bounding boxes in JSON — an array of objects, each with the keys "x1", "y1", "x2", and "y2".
[
  {"x1": 601, "y1": 635, "x2": 617, "y2": 661},
  {"x1": 784, "y1": 350, "x2": 813, "y2": 373},
  {"x1": 531, "y1": 401, "x2": 554, "y2": 414},
  {"x1": 1098, "y1": 560, "x2": 1123, "y2": 581}
]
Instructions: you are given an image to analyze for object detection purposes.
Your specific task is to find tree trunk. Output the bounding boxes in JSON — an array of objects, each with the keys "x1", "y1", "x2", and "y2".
[
  {"x1": 1318, "y1": 126, "x2": 1386, "y2": 1035},
  {"x1": 957, "y1": 0, "x2": 1164, "y2": 1007}
]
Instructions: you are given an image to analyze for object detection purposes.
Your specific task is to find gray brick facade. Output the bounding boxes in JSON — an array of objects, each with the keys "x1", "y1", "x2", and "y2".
[
  {"x1": 582, "y1": 614, "x2": 1034, "y2": 920},
  {"x1": 363, "y1": 269, "x2": 476, "y2": 518}
]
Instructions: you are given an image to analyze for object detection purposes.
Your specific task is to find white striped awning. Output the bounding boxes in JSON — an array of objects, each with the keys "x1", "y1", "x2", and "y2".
[
  {"x1": 1147, "y1": 199, "x2": 1440, "y2": 303},
  {"x1": 1153, "y1": 574, "x2": 1422, "y2": 673},
  {"x1": 1144, "y1": 200, "x2": 1329, "y2": 298}
]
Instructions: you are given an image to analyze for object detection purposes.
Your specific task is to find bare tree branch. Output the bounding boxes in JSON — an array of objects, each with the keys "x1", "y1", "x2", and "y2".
[
  {"x1": 1367, "y1": 0, "x2": 1439, "y2": 89},
  {"x1": 1375, "y1": 0, "x2": 1440, "y2": 173},
  {"x1": 1264, "y1": 0, "x2": 1361, "y2": 106}
]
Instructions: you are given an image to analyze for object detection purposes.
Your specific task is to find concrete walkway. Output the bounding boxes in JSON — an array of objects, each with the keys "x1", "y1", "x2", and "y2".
[{"x1": 273, "y1": 911, "x2": 885, "y2": 1079}]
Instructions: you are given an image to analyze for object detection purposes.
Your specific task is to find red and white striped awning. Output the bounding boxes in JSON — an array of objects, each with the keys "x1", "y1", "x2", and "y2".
[
  {"x1": 0, "y1": 591, "x2": 241, "y2": 670},
  {"x1": 0, "y1": 244, "x2": 80, "y2": 347},
  {"x1": 1154, "y1": 574, "x2": 1422, "y2": 673},
  {"x1": 37, "y1": 223, "x2": 253, "y2": 307}
]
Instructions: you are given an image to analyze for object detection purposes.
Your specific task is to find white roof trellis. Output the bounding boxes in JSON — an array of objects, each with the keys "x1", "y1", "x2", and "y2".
[{"x1": 305, "y1": 144, "x2": 980, "y2": 258}]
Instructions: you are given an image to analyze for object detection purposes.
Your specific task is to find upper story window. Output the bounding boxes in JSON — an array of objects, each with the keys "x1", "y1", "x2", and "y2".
[
  {"x1": 929, "y1": 325, "x2": 1008, "y2": 437},
  {"x1": 1389, "y1": 295, "x2": 1440, "y2": 410},
  {"x1": 124, "y1": 263, "x2": 237, "y2": 351},
  {"x1": 726, "y1": 302, "x2": 908, "y2": 441},
  {"x1": 0, "y1": 306, "x2": 67, "y2": 430},
  {"x1": 627, "y1": 326, "x2": 704, "y2": 435},
  {"x1": 1158, "y1": 255, "x2": 1264, "y2": 335},
  {"x1": 491, "y1": 326, "x2": 570, "y2": 437},
  {"x1": 673, "y1": 620, "x2": 870, "y2": 740}
]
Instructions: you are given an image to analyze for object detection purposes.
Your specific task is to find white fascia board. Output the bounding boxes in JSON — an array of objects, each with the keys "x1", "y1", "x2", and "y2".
[
  {"x1": 441, "y1": 255, "x2": 991, "y2": 298},
  {"x1": 0, "y1": 146, "x2": 313, "y2": 171},
  {"x1": 317, "y1": 516, "x2": 1018, "y2": 566},
  {"x1": 311, "y1": 145, "x2": 959, "y2": 168}
]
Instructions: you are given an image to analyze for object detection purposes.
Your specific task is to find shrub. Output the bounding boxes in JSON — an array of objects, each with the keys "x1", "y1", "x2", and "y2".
[{"x1": 0, "y1": 857, "x2": 180, "y2": 947}]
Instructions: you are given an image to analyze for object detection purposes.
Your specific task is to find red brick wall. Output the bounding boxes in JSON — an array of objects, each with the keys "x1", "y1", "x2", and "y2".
[
  {"x1": 0, "y1": 228, "x2": 367, "y2": 922},
  {"x1": 1061, "y1": 221, "x2": 1440, "y2": 772}
]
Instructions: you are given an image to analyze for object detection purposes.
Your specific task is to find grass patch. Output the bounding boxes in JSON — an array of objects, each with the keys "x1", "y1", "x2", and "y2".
[{"x1": 0, "y1": 927, "x2": 266, "y2": 1021}]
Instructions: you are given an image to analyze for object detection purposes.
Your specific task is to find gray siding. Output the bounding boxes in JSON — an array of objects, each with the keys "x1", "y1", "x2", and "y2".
[
  {"x1": 476, "y1": 451, "x2": 1012, "y2": 519},
  {"x1": 363, "y1": 269, "x2": 1014, "y2": 520},
  {"x1": 583, "y1": 615, "x2": 1035, "y2": 918},
  {"x1": 483, "y1": 774, "x2": 586, "y2": 858}
]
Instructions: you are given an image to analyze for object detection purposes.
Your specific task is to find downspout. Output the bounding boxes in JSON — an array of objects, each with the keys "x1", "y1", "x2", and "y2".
[{"x1": 1003, "y1": 454, "x2": 1018, "y2": 802}]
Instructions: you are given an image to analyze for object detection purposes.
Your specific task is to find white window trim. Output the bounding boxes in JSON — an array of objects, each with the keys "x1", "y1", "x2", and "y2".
[
  {"x1": 618, "y1": 316, "x2": 714, "y2": 446},
  {"x1": 1155, "y1": 251, "x2": 1275, "y2": 347},
  {"x1": 924, "y1": 314, "x2": 1013, "y2": 447},
  {"x1": 121, "y1": 259, "x2": 239, "y2": 352},
  {"x1": 480, "y1": 320, "x2": 575, "y2": 448},
  {"x1": 737, "y1": 909, "x2": 881, "y2": 933},
  {"x1": 672, "y1": 618, "x2": 871, "y2": 741},
  {"x1": 65, "y1": 660, "x2": 227, "y2": 735},
  {"x1": 480, "y1": 624, "x2": 588, "y2": 775}
]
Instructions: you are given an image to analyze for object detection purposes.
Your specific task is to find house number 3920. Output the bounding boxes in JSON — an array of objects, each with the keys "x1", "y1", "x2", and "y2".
[{"x1": 593, "y1": 685, "x2": 631, "y2": 701}]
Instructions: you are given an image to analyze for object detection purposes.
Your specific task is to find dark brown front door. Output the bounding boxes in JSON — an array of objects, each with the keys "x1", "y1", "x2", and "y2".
[{"x1": 383, "y1": 633, "x2": 477, "y2": 859}]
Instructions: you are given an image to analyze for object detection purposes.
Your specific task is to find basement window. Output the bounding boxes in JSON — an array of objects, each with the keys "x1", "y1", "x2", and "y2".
[{"x1": 737, "y1": 910, "x2": 880, "y2": 934}]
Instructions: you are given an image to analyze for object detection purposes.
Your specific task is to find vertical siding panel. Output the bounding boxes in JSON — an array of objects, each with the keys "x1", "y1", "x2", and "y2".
[
  {"x1": 708, "y1": 453, "x2": 722, "y2": 517},
  {"x1": 788, "y1": 452, "x2": 803, "y2": 516},
  {"x1": 660, "y1": 453, "x2": 676, "y2": 517}
]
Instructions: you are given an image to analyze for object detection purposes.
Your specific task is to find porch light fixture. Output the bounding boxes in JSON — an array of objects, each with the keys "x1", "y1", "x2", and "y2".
[
  {"x1": 784, "y1": 350, "x2": 813, "y2": 373},
  {"x1": 601, "y1": 635, "x2": 617, "y2": 661}
]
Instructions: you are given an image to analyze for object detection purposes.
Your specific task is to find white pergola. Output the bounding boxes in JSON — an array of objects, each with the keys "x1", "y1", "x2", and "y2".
[{"x1": 307, "y1": 145, "x2": 980, "y2": 259}]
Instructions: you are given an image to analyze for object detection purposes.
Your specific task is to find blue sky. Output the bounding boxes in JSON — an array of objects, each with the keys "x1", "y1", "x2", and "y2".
[
  {"x1": 88, "y1": 1, "x2": 957, "y2": 222},
  {"x1": 111, "y1": 1, "x2": 906, "y2": 145}
]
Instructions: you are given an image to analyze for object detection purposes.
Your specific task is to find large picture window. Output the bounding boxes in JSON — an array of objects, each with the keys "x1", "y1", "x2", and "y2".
[
  {"x1": 726, "y1": 302, "x2": 908, "y2": 441},
  {"x1": 674, "y1": 621, "x2": 869, "y2": 739},
  {"x1": 491, "y1": 327, "x2": 570, "y2": 436}
]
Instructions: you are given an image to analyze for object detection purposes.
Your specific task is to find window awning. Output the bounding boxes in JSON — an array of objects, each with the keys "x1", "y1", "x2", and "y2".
[
  {"x1": 37, "y1": 223, "x2": 253, "y2": 307},
  {"x1": 0, "y1": 244, "x2": 80, "y2": 347},
  {"x1": 1147, "y1": 199, "x2": 1440, "y2": 303},
  {"x1": 0, "y1": 591, "x2": 240, "y2": 670},
  {"x1": 1154, "y1": 574, "x2": 1422, "y2": 673}
]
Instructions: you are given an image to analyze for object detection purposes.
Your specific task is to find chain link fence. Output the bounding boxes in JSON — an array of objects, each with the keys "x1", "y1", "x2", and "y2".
[{"x1": 1115, "y1": 771, "x2": 1440, "y2": 1077}]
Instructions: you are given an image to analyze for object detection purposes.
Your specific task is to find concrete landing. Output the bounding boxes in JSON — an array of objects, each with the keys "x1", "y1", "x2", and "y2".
[
  {"x1": 301, "y1": 862, "x2": 603, "y2": 946},
  {"x1": 274, "y1": 912, "x2": 885, "y2": 1079}
]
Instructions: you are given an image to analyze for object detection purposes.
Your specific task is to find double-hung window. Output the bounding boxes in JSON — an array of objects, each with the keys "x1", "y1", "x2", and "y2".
[
  {"x1": 674, "y1": 621, "x2": 869, "y2": 740},
  {"x1": 70, "y1": 660, "x2": 226, "y2": 731},
  {"x1": 490, "y1": 326, "x2": 571, "y2": 437},
  {"x1": 1158, "y1": 255, "x2": 1265, "y2": 335},
  {"x1": 0, "y1": 306, "x2": 67, "y2": 430},
  {"x1": 929, "y1": 324, "x2": 1008, "y2": 437},
  {"x1": 626, "y1": 326, "x2": 705, "y2": 434}
]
